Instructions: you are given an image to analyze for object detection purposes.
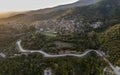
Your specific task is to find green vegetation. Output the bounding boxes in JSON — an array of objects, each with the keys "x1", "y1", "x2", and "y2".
[
  {"x1": 0, "y1": 24, "x2": 36, "y2": 56},
  {"x1": 57, "y1": 32, "x2": 100, "y2": 51},
  {"x1": 21, "y1": 32, "x2": 56, "y2": 50},
  {"x1": 21, "y1": 31, "x2": 100, "y2": 53},
  {"x1": 0, "y1": 24, "x2": 19, "y2": 49},
  {"x1": 0, "y1": 0, "x2": 120, "y2": 74},
  {"x1": 100, "y1": 24, "x2": 120, "y2": 64},
  {"x1": 0, "y1": 23, "x2": 119, "y2": 75},
  {"x1": 0, "y1": 53, "x2": 106, "y2": 75}
]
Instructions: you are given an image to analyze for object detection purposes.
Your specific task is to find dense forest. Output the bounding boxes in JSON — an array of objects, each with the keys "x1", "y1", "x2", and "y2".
[
  {"x1": 100, "y1": 24, "x2": 120, "y2": 65},
  {"x1": 0, "y1": 52, "x2": 106, "y2": 75}
]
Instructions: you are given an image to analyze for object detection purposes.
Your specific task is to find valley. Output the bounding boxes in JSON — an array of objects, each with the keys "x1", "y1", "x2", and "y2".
[{"x1": 0, "y1": 0, "x2": 120, "y2": 75}]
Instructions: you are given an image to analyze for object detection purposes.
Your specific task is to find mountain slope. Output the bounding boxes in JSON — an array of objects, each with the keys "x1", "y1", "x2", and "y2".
[
  {"x1": 0, "y1": 12, "x2": 21, "y2": 19},
  {"x1": 100, "y1": 24, "x2": 120, "y2": 64},
  {"x1": 59, "y1": 0, "x2": 120, "y2": 21},
  {"x1": 0, "y1": 0, "x2": 100, "y2": 25},
  {"x1": 58, "y1": 0, "x2": 120, "y2": 31},
  {"x1": 0, "y1": 0, "x2": 120, "y2": 32},
  {"x1": 52, "y1": 0, "x2": 100, "y2": 10}
]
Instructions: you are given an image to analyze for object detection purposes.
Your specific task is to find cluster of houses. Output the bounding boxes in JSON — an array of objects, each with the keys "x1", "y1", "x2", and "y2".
[
  {"x1": 33, "y1": 19, "x2": 93, "y2": 34},
  {"x1": 33, "y1": 19, "x2": 103, "y2": 35},
  {"x1": 103, "y1": 66, "x2": 120, "y2": 75}
]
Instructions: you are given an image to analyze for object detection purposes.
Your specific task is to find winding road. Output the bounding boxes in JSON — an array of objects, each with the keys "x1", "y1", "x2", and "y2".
[{"x1": 17, "y1": 40, "x2": 120, "y2": 75}]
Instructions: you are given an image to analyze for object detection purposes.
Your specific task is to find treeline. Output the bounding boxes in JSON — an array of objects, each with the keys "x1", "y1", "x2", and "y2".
[{"x1": 0, "y1": 53, "x2": 106, "y2": 75}]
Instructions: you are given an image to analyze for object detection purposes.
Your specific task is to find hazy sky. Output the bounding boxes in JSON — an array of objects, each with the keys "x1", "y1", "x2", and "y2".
[{"x1": 0, "y1": 0, "x2": 78, "y2": 12}]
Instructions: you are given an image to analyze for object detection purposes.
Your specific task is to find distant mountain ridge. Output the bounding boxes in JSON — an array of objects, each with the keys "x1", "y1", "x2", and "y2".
[
  {"x1": 0, "y1": 0, "x2": 101, "y2": 24},
  {"x1": 0, "y1": 0, "x2": 120, "y2": 28},
  {"x1": 0, "y1": 12, "x2": 21, "y2": 19},
  {"x1": 55, "y1": 0, "x2": 100, "y2": 9}
]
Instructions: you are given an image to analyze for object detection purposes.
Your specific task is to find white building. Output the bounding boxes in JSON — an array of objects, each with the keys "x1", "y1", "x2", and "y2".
[
  {"x1": 0, "y1": 53, "x2": 6, "y2": 58},
  {"x1": 44, "y1": 68, "x2": 52, "y2": 75},
  {"x1": 116, "y1": 66, "x2": 120, "y2": 72}
]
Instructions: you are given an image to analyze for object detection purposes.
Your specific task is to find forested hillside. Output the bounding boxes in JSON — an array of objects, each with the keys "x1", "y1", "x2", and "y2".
[
  {"x1": 58, "y1": 0, "x2": 120, "y2": 31},
  {"x1": 0, "y1": 0, "x2": 120, "y2": 75},
  {"x1": 100, "y1": 24, "x2": 120, "y2": 64}
]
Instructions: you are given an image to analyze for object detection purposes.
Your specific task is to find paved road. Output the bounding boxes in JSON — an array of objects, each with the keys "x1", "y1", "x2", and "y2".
[{"x1": 17, "y1": 40, "x2": 120, "y2": 75}]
